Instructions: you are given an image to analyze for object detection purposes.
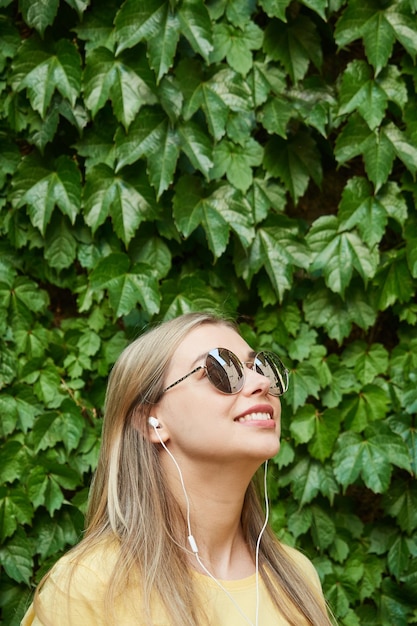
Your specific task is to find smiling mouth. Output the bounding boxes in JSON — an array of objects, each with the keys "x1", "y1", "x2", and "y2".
[{"x1": 236, "y1": 412, "x2": 272, "y2": 423}]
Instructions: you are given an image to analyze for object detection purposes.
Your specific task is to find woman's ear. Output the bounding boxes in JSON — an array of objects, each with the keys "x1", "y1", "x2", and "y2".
[
  {"x1": 147, "y1": 415, "x2": 170, "y2": 444},
  {"x1": 132, "y1": 407, "x2": 169, "y2": 444}
]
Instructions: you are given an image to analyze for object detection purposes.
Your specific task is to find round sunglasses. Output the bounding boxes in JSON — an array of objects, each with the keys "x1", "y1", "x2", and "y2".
[{"x1": 163, "y1": 347, "x2": 289, "y2": 396}]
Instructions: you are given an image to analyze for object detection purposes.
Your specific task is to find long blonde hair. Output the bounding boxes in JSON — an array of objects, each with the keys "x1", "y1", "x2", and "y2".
[{"x1": 36, "y1": 312, "x2": 332, "y2": 625}]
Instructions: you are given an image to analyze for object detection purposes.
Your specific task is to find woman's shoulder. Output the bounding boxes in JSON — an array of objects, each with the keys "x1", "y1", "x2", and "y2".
[
  {"x1": 277, "y1": 541, "x2": 323, "y2": 591},
  {"x1": 21, "y1": 537, "x2": 123, "y2": 626},
  {"x1": 47, "y1": 535, "x2": 121, "y2": 594}
]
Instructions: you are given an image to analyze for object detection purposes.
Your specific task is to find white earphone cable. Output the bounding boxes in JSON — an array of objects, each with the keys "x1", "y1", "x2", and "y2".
[{"x1": 151, "y1": 422, "x2": 269, "y2": 626}]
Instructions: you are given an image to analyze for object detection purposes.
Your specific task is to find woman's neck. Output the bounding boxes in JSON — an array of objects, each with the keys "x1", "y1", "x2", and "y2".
[{"x1": 161, "y1": 455, "x2": 261, "y2": 579}]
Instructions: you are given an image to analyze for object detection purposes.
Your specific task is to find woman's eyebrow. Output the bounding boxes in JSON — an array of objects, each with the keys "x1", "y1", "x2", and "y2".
[{"x1": 189, "y1": 352, "x2": 207, "y2": 368}]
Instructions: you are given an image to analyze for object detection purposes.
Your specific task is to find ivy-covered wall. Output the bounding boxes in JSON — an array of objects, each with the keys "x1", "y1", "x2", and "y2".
[{"x1": 1, "y1": 0, "x2": 416, "y2": 624}]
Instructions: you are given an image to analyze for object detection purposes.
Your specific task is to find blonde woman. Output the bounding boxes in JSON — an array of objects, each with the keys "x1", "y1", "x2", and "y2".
[{"x1": 22, "y1": 312, "x2": 334, "y2": 626}]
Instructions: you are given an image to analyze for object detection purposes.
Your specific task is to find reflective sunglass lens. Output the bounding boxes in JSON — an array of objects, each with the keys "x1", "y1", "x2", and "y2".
[
  {"x1": 206, "y1": 348, "x2": 244, "y2": 394},
  {"x1": 254, "y1": 352, "x2": 289, "y2": 396}
]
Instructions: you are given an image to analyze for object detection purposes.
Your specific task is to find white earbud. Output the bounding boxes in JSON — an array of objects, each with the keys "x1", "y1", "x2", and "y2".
[{"x1": 148, "y1": 416, "x2": 160, "y2": 428}]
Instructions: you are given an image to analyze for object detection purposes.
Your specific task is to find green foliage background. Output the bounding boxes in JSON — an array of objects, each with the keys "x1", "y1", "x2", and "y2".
[{"x1": 1, "y1": 0, "x2": 416, "y2": 624}]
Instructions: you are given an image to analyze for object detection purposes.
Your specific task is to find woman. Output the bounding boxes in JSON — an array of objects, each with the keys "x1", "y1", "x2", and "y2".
[{"x1": 22, "y1": 312, "x2": 333, "y2": 626}]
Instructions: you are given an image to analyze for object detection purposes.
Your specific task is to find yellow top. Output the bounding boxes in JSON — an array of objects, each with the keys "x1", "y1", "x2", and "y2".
[{"x1": 21, "y1": 542, "x2": 325, "y2": 626}]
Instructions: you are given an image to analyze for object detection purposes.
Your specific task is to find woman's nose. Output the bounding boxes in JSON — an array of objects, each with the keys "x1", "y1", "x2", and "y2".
[{"x1": 243, "y1": 365, "x2": 271, "y2": 395}]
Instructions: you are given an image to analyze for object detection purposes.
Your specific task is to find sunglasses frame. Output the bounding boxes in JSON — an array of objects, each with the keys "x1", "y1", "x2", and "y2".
[{"x1": 162, "y1": 347, "x2": 289, "y2": 396}]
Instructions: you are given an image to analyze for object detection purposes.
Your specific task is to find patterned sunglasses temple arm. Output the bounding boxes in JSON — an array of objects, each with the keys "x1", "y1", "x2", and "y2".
[{"x1": 163, "y1": 366, "x2": 204, "y2": 393}]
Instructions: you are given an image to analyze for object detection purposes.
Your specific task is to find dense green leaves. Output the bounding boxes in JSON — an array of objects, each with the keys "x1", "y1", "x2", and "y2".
[{"x1": 1, "y1": 0, "x2": 416, "y2": 624}]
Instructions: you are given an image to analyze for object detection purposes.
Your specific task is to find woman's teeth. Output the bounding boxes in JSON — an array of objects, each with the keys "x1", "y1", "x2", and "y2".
[{"x1": 237, "y1": 412, "x2": 271, "y2": 423}]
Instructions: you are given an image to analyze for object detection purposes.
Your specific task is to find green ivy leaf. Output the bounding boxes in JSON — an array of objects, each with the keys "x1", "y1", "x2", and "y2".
[
  {"x1": 308, "y1": 408, "x2": 342, "y2": 462},
  {"x1": 284, "y1": 458, "x2": 325, "y2": 505},
  {"x1": 12, "y1": 37, "x2": 81, "y2": 117},
  {"x1": 211, "y1": 137, "x2": 263, "y2": 192},
  {"x1": 300, "y1": 0, "x2": 327, "y2": 20},
  {"x1": 31, "y1": 401, "x2": 84, "y2": 454},
  {"x1": 379, "y1": 578, "x2": 411, "y2": 626},
  {"x1": 307, "y1": 216, "x2": 379, "y2": 296},
  {"x1": 259, "y1": 97, "x2": 293, "y2": 138},
  {"x1": 406, "y1": 215, "x2": 417, "y2": 278},
  {"x1": 285, "y1": 361, "x2": 321, "y2": 412},
  {"x1": 259, "y1": 0, "x2": 291, "y2": 22},
  {"x1": 84, "y1": 47, "x2": 157, "y2": 127},
  {"x1": 0, "y1": 393, "x2": 38, "y2": 437},
  {"x1": 0, "y1": 440, "x2": 28, "y2": 484},
  {"x1": 211, "y1": 21, "x2": 263, "y2": 75},
  {"x1": 32, "y1": 365, "x2": 64, "y2": 407},
  {"x1": 157, "y1": 74, "x2": 183, "y2": 123},
  {"x1": 287, "y1": 324, "x2": 318, "y2": 362},
  {"x1": 385, "y1": 3, "x2": 417, "y2": 62},
  {"x1": 182, "y1": 73, "x2": 229, "y2": 141},
  {"x1": 12, "y1": 154, "x2": 81, "y2": 235},
  {"x1": 387, "y1": 535, "x2": 411, "y2": 578},
  {"x1": 0, "y1": 14, "x2": 20, "y2": 74},
  {"x1": 334, "y1": 114, "x2": 373, "y2": 164},
  {"x1": 147, "y1": 7, "x2": 180, "y2": 82},
  {"x1": 290, "y1": 404, "x2": 317, "y2": 445},
  {"x1": 339, "y1": 178, "x2": 408, "y2": 247},
  {"x1": 32, "y1": 507, "x2": 84, "y2": 560},
  {"x1": 10, "y1": 276, "x2": 50, "y2": 314},
  {"x1": 248, "y1": 176, "x2": 286, "y2": 223},
  {"x1": 359, "y1": 555, "x2": 385, "y2": 601},
  {"x1": 74, "y1": 109, "x2": 117, "y2": 171},
  {"x1": 342, "y1": 342, "x2": 389, "y2": 385},
  {"x1": 44, "y1": 215, "x2": 77, "y2": 270},
  {"x1": 0, "y1": 530, "x2": 33, "y2": 584},
  {"x1": 90, "y1": 253, "x2": 160, "y2": 317},
  {"x1": 320, "y1": 360, "x2": 359, "y2": 410},
  {"x1": 114, "y1": 0, "x2": 167, "y2": 54},
  {"x1": 27, "y1": 458, "x2": 81, "y2": 515},
  {"x1": 378, "y1": 64, "x2": 409, "y2": 112},
  {"x1": 73, "y1": 0, "x2": 117, "y2": 53},
  {"x1": 64, "y1": 0, "x2": 91, "y2": 18},
  {"x1": 383, "y1": 122, "x2": 417, "y2": 176},
  {"x1": 388, "y1": 415, "x2": 417, "y2": 476},
  {"x1": 383, "y1": 479, "x2": 417, "y2": 534},
  {"x1": 20, "y1": 0, "x2": 59, "y2": 36},
  {"x1": 338, "y1": 177, "x2": 387, "y2": 247},
  {"x1": 84, "y1": 164, "x2": 155, "y2": 246},
  {"x1": 177, "y1": 0, "x2": 213, "y2": 62},
  {"x1": 241, "y1": 217, "x2": 309, "y2": 301},
  {"x1": 0, "y1": 136, "x2": 20, "y2": 188},
  {"x1": 334, "y1": 427, "x2": 411, "y2": 493},
  {"x1": 0, "y1": 487, "x2": 33, "y2": 542},
  {"x1": 131, "y1": 231, "x2": 172, "y2": 279},
  {"x1": 148, "y1": 124, "x2": 180, "y2": 198},
  {"x1": 173, "y1": 175, "x2": 254, "y2": 258},
  {"x1": 375, "y1": 250, "x2": 414, "y2": 310},
  {"x1": 338, "y1": 60, "x2": 388, "y2": 130},
  {"x1": 115, "y1": 108, "x2": 166, "y2": 171},
  {"x1": 159, "y1": 275, "x2": 227, "y2": 319},
  {"x1": 340, "y1": 384, "x2": 390, "y2": 433},
  {"x1": 264, "y1": 131, "x2": 322, "y2": 202},
  {"x1": 334, "y1": 2, "x2": 395, "y2": 74},
  {"x1": 333, "y1": 431, "x2": 389, "y2": 493},
  {"x1": 310, "y1": 504, "x2": 336, "y2": 550},
  {"x1": 303, "y1": 283, "x2": 376, "y2": 345},
  {"x1": 286, "y1": 79, "x2": 335, "y2": 137},
  {"x1": 248, "y1": 60, "x2": 286, "y2": 107},
  {"x1": 178, "y1": 121, "x2": 213, "y2": 178},
  {"x1": 181, "y1": 67, "x2": 252, "y2": 141},
  {"x1": 220, "y1": 0, "x2": 256, "y2": 25},
  {"x1": 362, "y1": 128, "x2": 395, "y2": 191},
  {"x1": 264, "y1": 15, "x2": 322, "y2": 82}
]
